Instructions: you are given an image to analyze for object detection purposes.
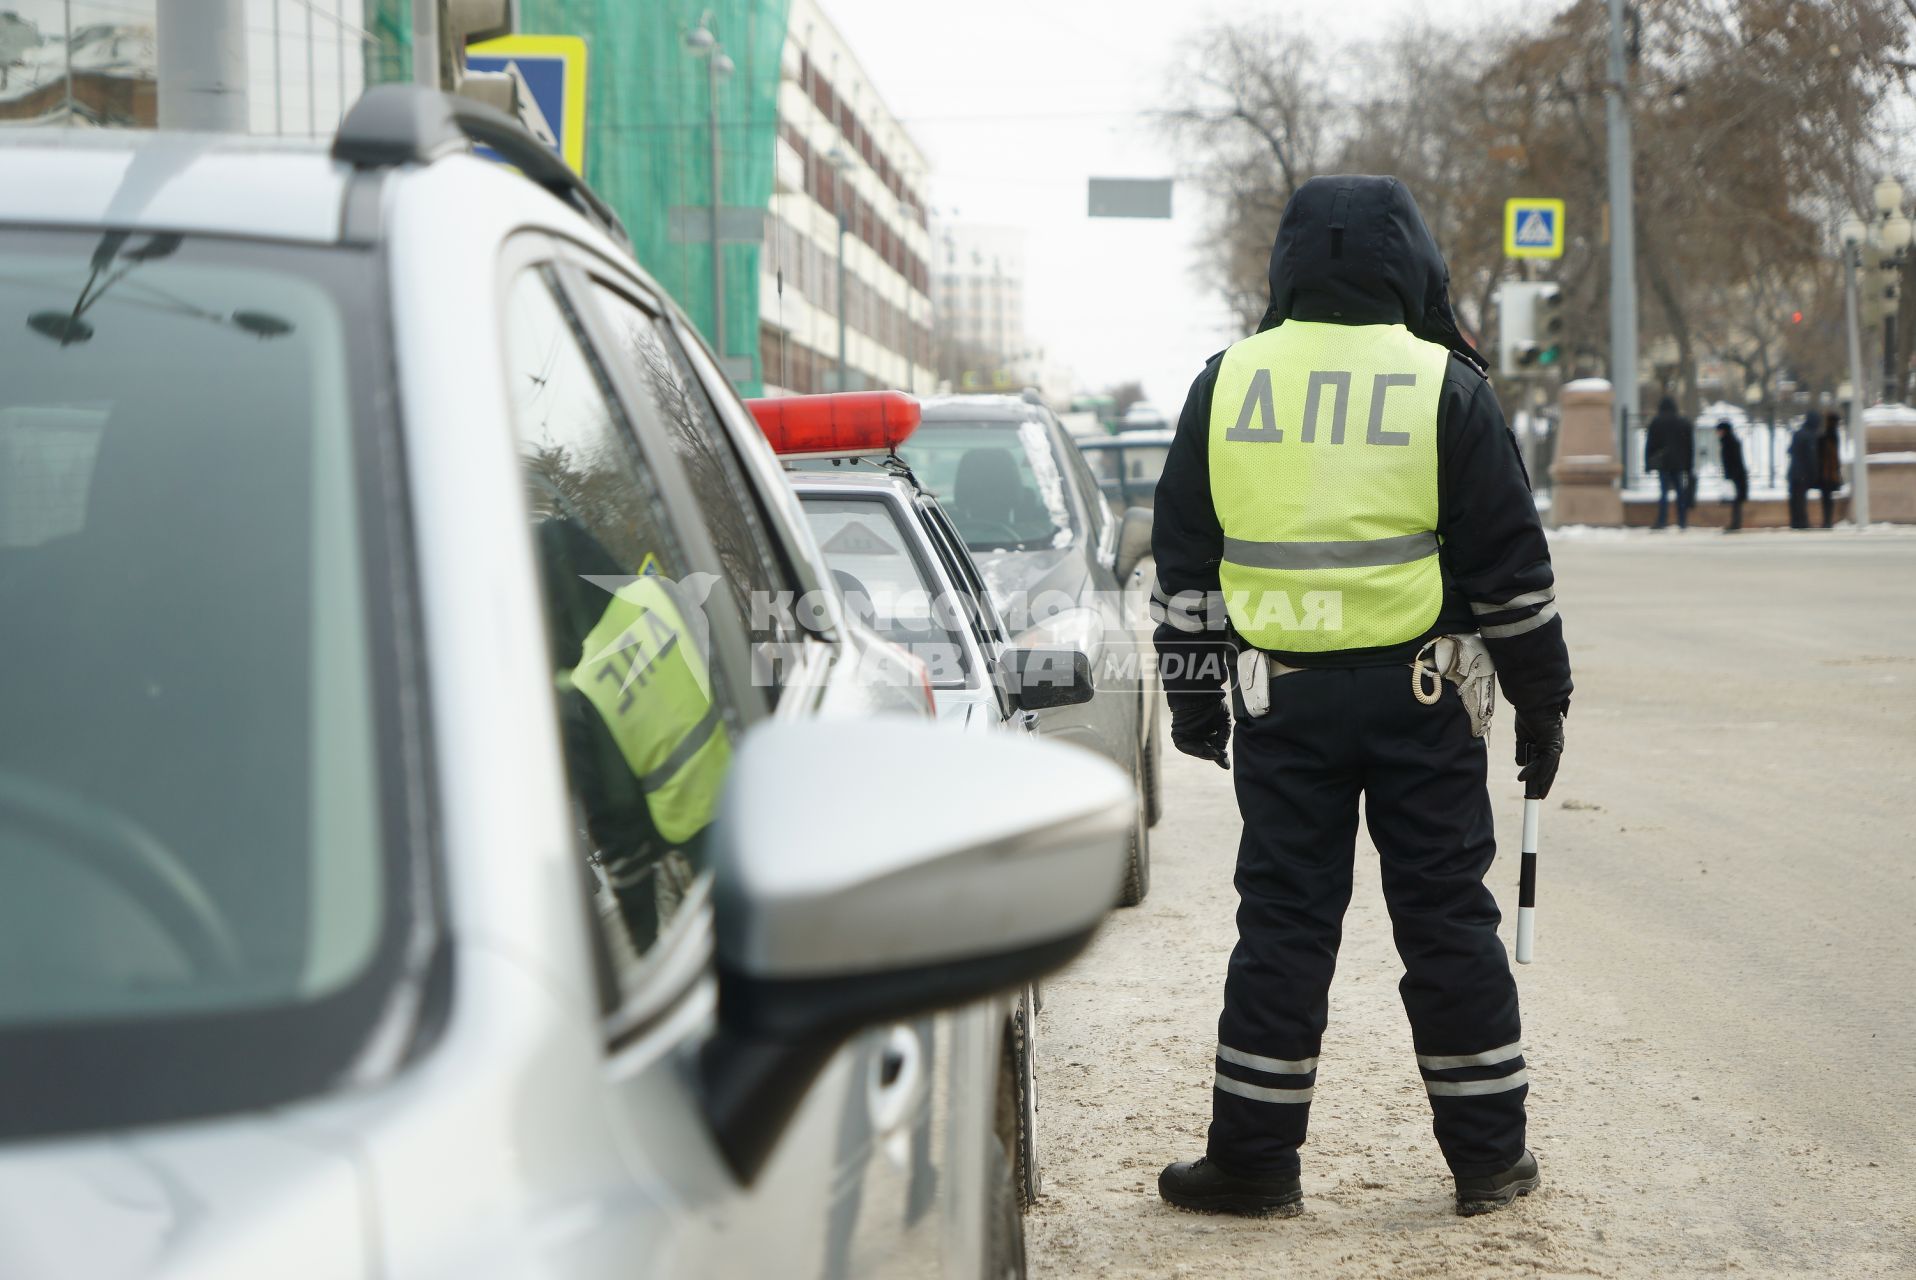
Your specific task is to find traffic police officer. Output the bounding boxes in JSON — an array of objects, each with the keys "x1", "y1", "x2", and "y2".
[{"x1": 1151, "y1": 176, "x2": 1572, "y2": 1218}]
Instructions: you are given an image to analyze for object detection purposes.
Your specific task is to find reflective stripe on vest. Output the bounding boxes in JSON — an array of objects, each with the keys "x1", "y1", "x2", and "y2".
[
  {"x1": 568, "y1": 576, "x2": 730, "y2": 845},
  {"x1": 1208, "y1": 321, "x2": 1448, "y2": 652}
]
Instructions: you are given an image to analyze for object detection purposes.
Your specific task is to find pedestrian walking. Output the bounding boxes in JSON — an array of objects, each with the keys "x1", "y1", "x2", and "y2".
[
  {"x1": 1715, "y1": 421, "x2": 1748, "y2": 532},
  {"x1": 1818, "y1": 412, "x2": 1844, "y2": 528},
  {"x1": 1644, "y1": 396, "x2": 1695, "y2": 530},
  {"x1": 1150, "y1": 176, "x2": 1572, "y2": 1220},
  {"x1": 1787, "y1": 411, "x2": 1820, "y2": 529}
]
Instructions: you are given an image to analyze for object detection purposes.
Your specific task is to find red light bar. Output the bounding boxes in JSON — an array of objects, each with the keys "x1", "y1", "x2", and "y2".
[{"x1": 745, "y1": 391, "x2": 920, "y2": 457}]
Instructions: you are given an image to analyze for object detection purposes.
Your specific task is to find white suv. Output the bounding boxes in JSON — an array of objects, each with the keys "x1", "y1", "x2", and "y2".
[{"x1": 0, "y1": 87, "x2": 1127, "y2": 1279}]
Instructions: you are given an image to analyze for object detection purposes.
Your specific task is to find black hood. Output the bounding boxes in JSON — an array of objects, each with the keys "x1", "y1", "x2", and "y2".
[{"x1": 1258, "y1": 175, "x2": 1486, "y2": 374}]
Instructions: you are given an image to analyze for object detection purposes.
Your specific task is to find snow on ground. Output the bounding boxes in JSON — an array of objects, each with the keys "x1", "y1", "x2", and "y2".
[{"x1": 1028, "y1": 533, "x2": 1916, "y2": 1278}]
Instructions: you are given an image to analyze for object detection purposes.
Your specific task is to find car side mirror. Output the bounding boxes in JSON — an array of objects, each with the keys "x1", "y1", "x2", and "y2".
[
  {"x1": 1005, "y1": 645, "x2": 1095, "y2": 711},
  {"x1": 701, "y1": 717, "x2": 1129, "y2": 1184},
  {"x1": 1115, "y1": 505, "x2": 1154, "y2": 582}
]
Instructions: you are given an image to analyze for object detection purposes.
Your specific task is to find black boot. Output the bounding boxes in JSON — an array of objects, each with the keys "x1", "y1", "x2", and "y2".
[
  {"x1": 1454, "y1": 1149, "x2": 1540, "y2": 1216},
  {"x1": 1158, "y1": 1157, "x2": 1303, "y2": 1217}
]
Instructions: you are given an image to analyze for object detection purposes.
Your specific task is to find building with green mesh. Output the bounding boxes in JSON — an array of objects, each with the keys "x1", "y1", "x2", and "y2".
[{"x1": 367, "y1": 0, "x2": 933, "y2": 398}]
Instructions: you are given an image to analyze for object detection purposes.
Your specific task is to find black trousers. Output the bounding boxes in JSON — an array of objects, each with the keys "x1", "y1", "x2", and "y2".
[
  {"x1": 1207, "y1": 665, "x2": 1526, "y2": 1180},
  {"x1": 1788, "y1": 485, "x2": 1810, "y2": 529}
]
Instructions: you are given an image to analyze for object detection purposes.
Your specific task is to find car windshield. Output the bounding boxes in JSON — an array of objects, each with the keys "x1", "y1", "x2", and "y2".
[
  {"x1": 800, "y1": 494, "x2": 973, "y2": 687},
  {"x1": 899, "y1": 418, "x2": 1077, "y2": 552},
  {"x1": 0, "y1": 228, "x2": 415, "y2": 1139}
]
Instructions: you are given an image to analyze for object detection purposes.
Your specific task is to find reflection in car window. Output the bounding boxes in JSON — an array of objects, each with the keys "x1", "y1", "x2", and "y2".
[
  {"x1": 587, "y1": 283, "x2": 801, "y2": 698},
  {"x1": 896, "y1": 419, "x2": 1077, "y2": 553},
  {"x1": 504, "y1": 269, "x2": 739, "y2": 991},
  {"x1": 799, "y1": 496, "x2": 971, "y2": 688}
]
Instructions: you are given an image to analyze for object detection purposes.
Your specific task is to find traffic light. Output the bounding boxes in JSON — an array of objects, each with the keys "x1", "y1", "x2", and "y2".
[
  {"x1": 1495, "y1": 281, "x2": 1534, "y2": 377},
  {"x1": 1535, "y1": 283, "x2": 1563, "y2": 366},
  {"x1": 1495, "y1": 281, "x2": 1564, "y2": 377}
]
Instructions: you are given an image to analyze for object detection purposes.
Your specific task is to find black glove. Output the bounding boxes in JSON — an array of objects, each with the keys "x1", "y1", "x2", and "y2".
[
  {"x1": 1513, "y1": 703, "x2": 1566, "y2": 799},
  {"x1": 1170, "y1": 699, "x2": 1231, "y2": 770}
]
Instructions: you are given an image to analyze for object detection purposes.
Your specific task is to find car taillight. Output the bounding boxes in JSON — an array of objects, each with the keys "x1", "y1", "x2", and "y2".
[{"x1": 745, "y1": 391, "x2": 921, "y2": 457}]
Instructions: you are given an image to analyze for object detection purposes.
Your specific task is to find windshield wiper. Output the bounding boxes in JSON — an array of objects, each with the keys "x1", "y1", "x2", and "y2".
[{"x1": 26, "y1": 232, "x2": 293, "y2": 346}]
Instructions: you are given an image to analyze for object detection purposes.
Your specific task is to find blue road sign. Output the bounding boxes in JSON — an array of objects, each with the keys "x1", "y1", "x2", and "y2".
[
  {"x1": 467, "y1": 34, "x2": 588, "y2": 174},
  {"x1": 1504, "y1": 197, "x2": 1565, "y2": 259}
]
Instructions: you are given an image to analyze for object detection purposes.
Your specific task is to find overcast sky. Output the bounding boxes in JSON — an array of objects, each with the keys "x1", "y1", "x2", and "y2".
[{"x1": 823, "y1": 0, "x2": 1540, "y2": 414}]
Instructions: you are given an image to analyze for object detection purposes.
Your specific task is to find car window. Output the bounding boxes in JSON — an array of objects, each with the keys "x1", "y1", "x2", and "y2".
[
  {"x1": 0, "y1": 229, "x2": 416, "y2": 1139},
  {"x1": 504, "y1": 268, "x2": 743, "y2": 995},
  {"x1": 899, "y1": 418, "x2": 1078, "y2": 552},
  {"x1": 798, "y1": 494, "x2": 972, "y2": 688},
  {"x1": 585, "y1": 281, "x2": 803, "y2": 699},
  {"x1": 1082, "y1": 446, "x2": 1121, "y2": 483},
  {"x1": 1061, "y1": 426, "x2": 1111, "y2": 540},
  {"x1": 918, "y1": 495, "x2": 1007, "y2": 647}
]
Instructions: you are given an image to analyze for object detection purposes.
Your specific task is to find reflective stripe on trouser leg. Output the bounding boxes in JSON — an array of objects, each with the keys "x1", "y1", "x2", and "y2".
[
  {"x1": 1207, "y1": 669, "x2": 1362, "y2": 1179},
  {"x1": 1363, "y1": 665, "x2": 1527, "y2": 1177}
]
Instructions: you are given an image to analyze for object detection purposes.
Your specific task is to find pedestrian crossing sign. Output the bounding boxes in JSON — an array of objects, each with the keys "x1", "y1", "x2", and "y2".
[
  {"x1": 1504, "y1": 198, "x2": 1565, "y2": 259},
  {"x1": 467, "y1": 34, "x2": 589, "y2": 175}
]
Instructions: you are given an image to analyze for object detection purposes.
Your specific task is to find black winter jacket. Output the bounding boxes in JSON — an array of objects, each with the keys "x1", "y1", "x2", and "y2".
[
  {"x1": 1718, "y1": 432, "x2": 1748, "y2": 486},
  {"x1": 1644, "y1": 398, "x2": 1695, "y2": 474},
  {"x1": 1150, "y1": 175, "x2": 1573, "y2": 715}
]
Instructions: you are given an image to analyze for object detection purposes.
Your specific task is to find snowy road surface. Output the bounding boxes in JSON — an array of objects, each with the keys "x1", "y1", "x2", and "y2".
[{"x1": 1027, "y1": 528, "x2": 1916, "y2": 1278}]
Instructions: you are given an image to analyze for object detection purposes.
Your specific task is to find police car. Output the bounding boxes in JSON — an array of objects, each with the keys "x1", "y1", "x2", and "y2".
[
  {"x1": 749, "y1": 391, "x2": 1098, "y2": 738},
  {"x1": 752, "y1": 390, "x2": 1108, "y2": 1210},
  {"x1": 0, "y1": 86, "x2": 1129, "y2": 1278}
]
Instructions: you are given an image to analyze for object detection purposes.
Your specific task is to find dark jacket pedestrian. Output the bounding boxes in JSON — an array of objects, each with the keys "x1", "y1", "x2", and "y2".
[
  {"x1": 1817, "y1": 413, "x2": 1844, "y2": 527},
  {"x1": 1786, "y1": 412, "x2": 1820, "y2": 529},
  {"x1": 1715, "y1": 422, "x2": 1747, "y2": 532},
  {"x1": 1151, "y1": 175, "x2": 1567, "y2": 1219},
  {"x1": 1644, "y1": 396, "x2": 1694, "y2": 529}
]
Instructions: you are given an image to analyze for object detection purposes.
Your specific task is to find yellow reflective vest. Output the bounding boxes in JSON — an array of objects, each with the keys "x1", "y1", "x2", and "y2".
[
  {"x1": 566, "y1": 576, "x2": 729, "y2": 846},
  {"x1": 1208, "y1": 320, "x2": 1449, "y2": 653}
]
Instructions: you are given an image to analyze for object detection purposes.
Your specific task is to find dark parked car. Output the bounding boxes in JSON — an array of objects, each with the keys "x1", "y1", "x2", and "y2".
[{"x1": 908, "y1": 394, "x2": 1163, "y2": 905}]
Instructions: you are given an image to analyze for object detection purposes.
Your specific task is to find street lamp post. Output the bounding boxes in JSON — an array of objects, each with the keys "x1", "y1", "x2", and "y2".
[
  {"x1": 1871, "y1": 178, "x2": 1912, "y2": 404},
  {"x1": 1840, "y1": 215, "x2": 1870, "y2": 527},
  {"x1": 827, "y1": 146, "x2": 853, "y2": 393},
  {"x1": 684, "y1": 15, "x2": 734, "y2": 367},
  {"x1": 1604, "y1": 0, "x2": 1640, "y2": 487},
  {"x1": 1837, "y1": 180, "x2": 1913, "y2": 529}
]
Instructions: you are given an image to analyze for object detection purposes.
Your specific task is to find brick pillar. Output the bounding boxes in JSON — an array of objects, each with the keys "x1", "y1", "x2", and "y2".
[
  {"x1": 1861, "y1": 403, "x2": 1916, "y2": 524},
  {"x1": 1548, "y1": 379, "x2": 1624, "y2": 527}
]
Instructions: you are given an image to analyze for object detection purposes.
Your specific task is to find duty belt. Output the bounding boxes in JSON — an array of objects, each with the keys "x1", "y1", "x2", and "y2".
[{"x1": 1234, "y1": 633, "x2": 1498, "y2": 738}]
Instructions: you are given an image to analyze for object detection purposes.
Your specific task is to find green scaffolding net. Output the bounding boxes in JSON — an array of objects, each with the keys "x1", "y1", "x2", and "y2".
[{"x1": 367, "y1": 1, "x2": 790, "y2": 395}]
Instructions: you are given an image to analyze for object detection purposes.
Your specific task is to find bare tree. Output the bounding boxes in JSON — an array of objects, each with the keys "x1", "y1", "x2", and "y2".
[
  {"x1": 1160, "y1": 0, "x2": 1915, "y2": 414},
  {"x1": 1161, "y1": 21, "x2": 1331, "y2": 331}
]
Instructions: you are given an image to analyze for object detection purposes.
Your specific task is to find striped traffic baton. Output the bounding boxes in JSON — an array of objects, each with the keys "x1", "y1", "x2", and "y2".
[{"x1": 1514, "y1": 794, "x2": 1540, "y2": 964}]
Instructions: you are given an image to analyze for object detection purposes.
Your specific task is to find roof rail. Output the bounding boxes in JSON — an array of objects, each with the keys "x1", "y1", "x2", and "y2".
[{"x1": 332, "y1": 85, "x2": 628, "y2": 246}]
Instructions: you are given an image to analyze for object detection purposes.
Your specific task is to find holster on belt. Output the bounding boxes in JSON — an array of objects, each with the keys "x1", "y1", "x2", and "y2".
[
  {"x1": 1412, "y1": 633, "x2": 1498, "y2": 737},
  {"x1": 1235, "y1": 647, "x2": 1303, "y2": 719}
]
